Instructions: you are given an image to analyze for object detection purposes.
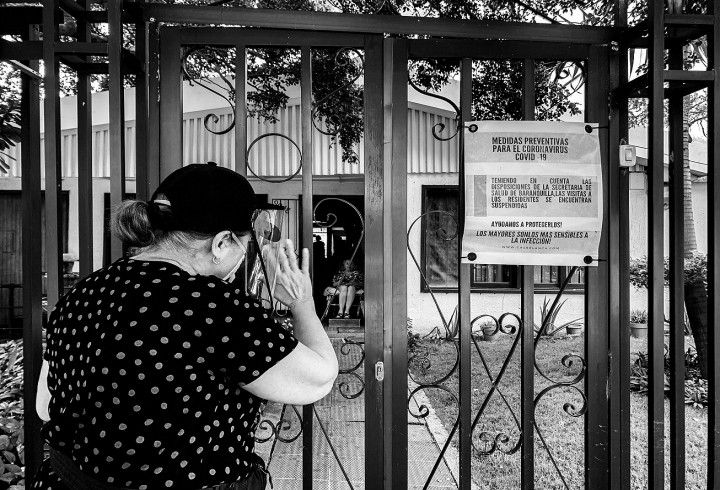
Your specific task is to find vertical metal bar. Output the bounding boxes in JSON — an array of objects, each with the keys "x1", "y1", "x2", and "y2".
[
  {"x1": 585, "y1": 45, "x2": 610, "y2": 490},
  {"x1": 381, "y1": 37, "x2": 409, "y2": 490},
  {"x1": 135, "y1": 0, "x2": 150, "y2": 202},
  {"x1": 159, "y1": 27, "x2": 183, "y2": 180},
  {"x1": 382, "y1": 37, "x2": 394, "y2": 490},
  {"x1": 43, "y1": 0, "x2": 63, "y2": 308},
  {"x1": 364, "y1": 33, "x2": 385, "y2": 490},
  {"x1": 300, "y1": 45, "x2": 314, "y2": 490},
  {"x1": 647, "y1": 1, "x2": 666, "y2": 486},
  {"x1": 707, "y1": 0, "x2": 720, "y2": 486},
  {"x1": 77, "y1": 0, "x2": 93, "y2": 277},
  {"x1": 108, "y1": 0, "x2": 126, "y2": 261},
  {"x1": 21, "y1": 25, "x2": 44, "y2": 487},
  {"x1": 147, "y1": 22, "x2": 161, "y2": 194},
  {"x1": 458, "y1": 57, "x2": 472, "y2": 490},
  {"x1": 520, "y1": 57, "x2": 535, "y2": 490},
  {"x1": 390, "y1": 38, "x2": 409, "y2": 490},
  {"x1": 667, "y1": 42, "x2": 686, "y2": 490},
  {"x1": 611, "y1": 5, "x2": 632, "y2": 484},
  {"x1": 235, "y1": 44, "x2": 247, "y2": 176}
]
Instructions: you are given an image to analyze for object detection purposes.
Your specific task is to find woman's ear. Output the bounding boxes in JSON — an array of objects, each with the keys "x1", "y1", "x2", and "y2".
[{"x1": 211, "y1": 231, "x2": 233, "y2": 261}]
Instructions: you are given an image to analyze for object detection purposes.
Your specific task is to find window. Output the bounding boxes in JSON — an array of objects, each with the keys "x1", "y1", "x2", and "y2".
[{"x1": 421, "y1": 186, "x2": 584, "y2": 292}]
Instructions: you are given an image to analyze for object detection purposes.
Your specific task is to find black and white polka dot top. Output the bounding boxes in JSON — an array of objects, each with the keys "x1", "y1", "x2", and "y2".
[{"x1": 42, "y1": 257, "x2": 298, "y2": 489}]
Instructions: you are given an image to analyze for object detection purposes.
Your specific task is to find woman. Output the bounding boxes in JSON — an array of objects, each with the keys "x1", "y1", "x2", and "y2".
[
  {"x1": 33, "y1": 162, "x2": 338, "y2": 490},
  {"x1": 331, "y1": 259, "x2": 363, "y2": 319}
]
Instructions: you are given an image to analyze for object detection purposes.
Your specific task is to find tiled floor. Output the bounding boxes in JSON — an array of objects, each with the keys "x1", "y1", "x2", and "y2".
[{"x1": 255, "y1": 339, "x2": 458, "y2": 490}]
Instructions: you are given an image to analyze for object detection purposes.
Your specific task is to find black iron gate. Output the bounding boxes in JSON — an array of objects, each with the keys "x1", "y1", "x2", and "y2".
[
  {"x1": 155, "y1": 28, "x2": 612, "y2": 490},
  {"x1": 13, "y1": 1, "x2": 720, "y2": 489}
]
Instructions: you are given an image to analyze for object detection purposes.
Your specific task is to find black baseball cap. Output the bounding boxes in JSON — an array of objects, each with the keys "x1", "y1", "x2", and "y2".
[{"x1": 150, "y1": 162, "x2": 256, "y2": 234}]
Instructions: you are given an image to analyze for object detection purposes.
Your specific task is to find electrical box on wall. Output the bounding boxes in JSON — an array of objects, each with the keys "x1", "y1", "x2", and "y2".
[{"x1": 619, "y1": 145, "x2": 637, "y2": 167}]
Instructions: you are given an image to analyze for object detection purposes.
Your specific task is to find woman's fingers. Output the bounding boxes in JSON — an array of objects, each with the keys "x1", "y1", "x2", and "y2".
[{"x1": 301, "y1": 248, "x2": 310, "y2": 274}]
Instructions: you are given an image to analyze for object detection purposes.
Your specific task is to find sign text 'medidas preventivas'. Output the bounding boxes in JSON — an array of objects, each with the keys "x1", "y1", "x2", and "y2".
[{"x1": 462, "y1": 121, "x2": 603, "y2": 267}]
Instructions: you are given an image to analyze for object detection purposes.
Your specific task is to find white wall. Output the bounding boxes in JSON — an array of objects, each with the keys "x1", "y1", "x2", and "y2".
[{"x1": 405, "y1": 173, "x2": 585, "y2": 336}]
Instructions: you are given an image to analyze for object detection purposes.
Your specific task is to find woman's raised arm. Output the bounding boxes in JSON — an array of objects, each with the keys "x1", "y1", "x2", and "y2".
[{"x1": 243, "y1": 242, "x2": 338, "y2": 405}]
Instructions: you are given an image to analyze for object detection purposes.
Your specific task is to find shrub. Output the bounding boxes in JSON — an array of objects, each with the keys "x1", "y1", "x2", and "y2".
[
  {"x1": 629, "y1": 343, "x2": 707, "y2": 407},
  {"x1": 407, "y1": 318, "x2": 421, "y2": 350},
  {"x1": 629, "y1": 253, "x2": 707, "y2": 290},
  {"x1": 533, "y1": 297, "x2": 583, "y2": 337},
  {"x1": 0, "y1": 340, "x2": 25, "y2": 488},
  {"x1": 630, "y1": 309, "x2": 648, "y2": 324}
]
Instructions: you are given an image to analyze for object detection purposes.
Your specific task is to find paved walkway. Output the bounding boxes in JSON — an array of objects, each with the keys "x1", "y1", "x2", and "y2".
[{"x1": 254, "y1": 338, "x2": 458, "y2": 490}]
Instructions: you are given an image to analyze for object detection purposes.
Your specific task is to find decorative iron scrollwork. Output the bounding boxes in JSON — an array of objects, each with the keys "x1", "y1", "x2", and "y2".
[
  {"x1": 469, "y1": 313, "x2": 523, "y2": 456},
  {"x1": 406, "y1": 211, "x2": 459, "y2": 337},
  {"x1": 181, "y1": 46, "x2": 237, "y2": 135},
  {"x1": 337, "y1": 339, "x2": 365, "y2": 399},
  {"x1": 547, "y1": 59, "x2": 586, "y2": 97},
  {"x1": 408, "y1": 78, "x2": 462, "y2": 142},
  {"x1": 255, "y1": 404, "x2": 303, "y2": 445},
  {"x1": 311, "y1": 47, "x2": 364, "y2": 164},
  {"x1": 245, "y1": 132, "x2": 303, "y2": 183}
]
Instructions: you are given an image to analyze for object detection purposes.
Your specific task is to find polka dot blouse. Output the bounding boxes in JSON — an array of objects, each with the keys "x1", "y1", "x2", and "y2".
[{"x1": 36, "y1": 257, "x2": 298, "y2": 490}]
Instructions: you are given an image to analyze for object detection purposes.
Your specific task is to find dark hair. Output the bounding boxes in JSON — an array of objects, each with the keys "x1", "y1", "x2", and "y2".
[{"x1": 110, "y1": 196, "x2": 223, "y2": 253}]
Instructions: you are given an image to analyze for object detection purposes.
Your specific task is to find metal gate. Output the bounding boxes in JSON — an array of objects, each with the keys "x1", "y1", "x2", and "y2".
[
  {"x1": 155, "y1": 28, "x2": 611, "y2": 490},
  {"x1": 13, "y1": 1, "x2": 720, "y2": 489}
]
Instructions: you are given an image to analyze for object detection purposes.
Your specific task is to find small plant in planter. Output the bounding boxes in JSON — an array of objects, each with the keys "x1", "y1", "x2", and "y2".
[
  {"x1": 534, "y1": 297, "x2": 584, "y2": 337},
  {"x1": 478, "y1": 320, "x2": 499, "y2": 342},
  {"x1": 630, "y1": 309, "x2": 648, "y2": 338}
]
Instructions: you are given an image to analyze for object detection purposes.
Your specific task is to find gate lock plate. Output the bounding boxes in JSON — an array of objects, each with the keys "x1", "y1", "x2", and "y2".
[{"x1": 375, "y1": 362, "x2": 384, "y2": 381}]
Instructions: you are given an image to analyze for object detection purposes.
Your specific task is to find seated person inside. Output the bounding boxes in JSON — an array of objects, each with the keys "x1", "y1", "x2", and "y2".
[{"x1": 326, "y1": 259, "x2": 364, "y2": 319}]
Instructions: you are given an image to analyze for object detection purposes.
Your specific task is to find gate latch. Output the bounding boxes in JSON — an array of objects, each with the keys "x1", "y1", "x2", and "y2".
[{"x1": 375, "y1": 362, "x2": 384, "y2": 381}]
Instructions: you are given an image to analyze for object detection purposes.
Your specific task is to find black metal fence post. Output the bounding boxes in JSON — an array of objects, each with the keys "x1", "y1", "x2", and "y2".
[
  {"x1": 21, "y1": 23, "x2": 44, "y2": 487},
  {"x1": 520, "y1": 57, "x2": 535, "y2": 490},
  {"x1": 363, "y1": 32, "x2": 385, "y2": 490},
  {"x1": 585, "y1": 45, "x2": 610, "y2": 490},
  {"x1": 458, "y1": 57, "x2": 472, "y2": 490}
]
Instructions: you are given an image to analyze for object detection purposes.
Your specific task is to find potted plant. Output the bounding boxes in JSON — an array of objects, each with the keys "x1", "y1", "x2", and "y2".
[
  {"x1": 565, "y1": 322, "x2": 583, "y2": 336},
  {"x1": 630, "y1": 309, "x2": 648, "y2": 338},
  {"x1": 534, "y1": 297, "x2": 584, "y2": 337},
  {"x1": 62, "y1": 253, "x2": 77, "y2": 274},
  {"x1": 480, "y1": 321, "x2": 499, "y2": 342}
]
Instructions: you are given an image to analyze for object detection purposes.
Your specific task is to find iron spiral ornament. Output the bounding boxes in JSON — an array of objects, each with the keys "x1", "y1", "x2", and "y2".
[{"x1": 181, "y1": 45, "x2": 237, "y2": 135}]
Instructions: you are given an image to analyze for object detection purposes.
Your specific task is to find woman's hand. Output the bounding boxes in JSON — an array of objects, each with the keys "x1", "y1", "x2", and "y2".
[{"x1": 268, "y1": 239, "x2": 313, "y2": 307}]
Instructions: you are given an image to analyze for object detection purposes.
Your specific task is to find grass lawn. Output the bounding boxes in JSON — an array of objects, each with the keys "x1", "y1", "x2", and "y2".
[{"x1": 409, "y1": 334, "x2": 708, "y2": 489}]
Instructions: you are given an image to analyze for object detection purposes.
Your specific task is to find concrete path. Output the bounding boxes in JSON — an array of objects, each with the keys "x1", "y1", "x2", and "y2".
[{"x1": 254, "y1": 338, "x2": 458, "y2": 490}]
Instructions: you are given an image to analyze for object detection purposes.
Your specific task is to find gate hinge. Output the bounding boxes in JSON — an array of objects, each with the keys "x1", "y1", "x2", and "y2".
[{"x1": 375, "y1": 361, "x2": 384, "y2": 381}]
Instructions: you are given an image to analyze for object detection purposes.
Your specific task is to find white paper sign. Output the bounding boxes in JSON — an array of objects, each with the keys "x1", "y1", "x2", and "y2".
[{"x1": 462, "y1": 121, "x2": 603, "y2": 266}]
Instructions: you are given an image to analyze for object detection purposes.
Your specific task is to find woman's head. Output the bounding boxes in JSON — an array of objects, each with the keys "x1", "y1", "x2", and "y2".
[
  {"x1": 341, "y1": 259, "x2": 356, "y2": 271},
  {"x1": 110, "y1": 162, "x2": 255, "y2": 280}
]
